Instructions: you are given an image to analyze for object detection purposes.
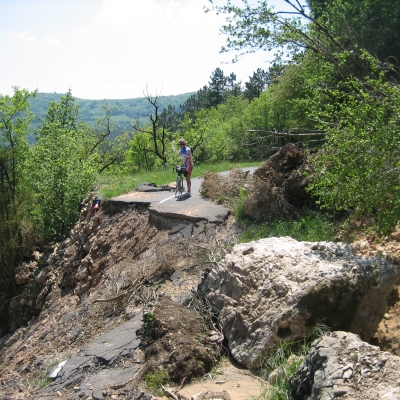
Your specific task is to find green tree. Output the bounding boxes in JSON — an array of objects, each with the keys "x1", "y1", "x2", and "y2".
[
  {"x1": 226, "y1": 72, "x2": 242, "y2": 96},
  {"x1": 211, "y1": 0, "x2": 398, "y2": 80},
  {"x1": 159, "y1": 104, "x2": 180, "y2": 133},
  {"x1": 125, "y1": 131, "x2": 159, "y2": 171},
  {"x1": 29, "y1": 90, "x2": 97, "y2": 241},
  {"x1": 179, "y1": 111, "x2": 211, "y2": 163},
  {"x1": 308, "y1": 0, "x2": 400, "y2": 64},
  {"x1": 208, "y1": 0, "x2": 400, "y2": 235},
  {"x1": 244, "y1": 68, "x2": 270, "y2": 101},
  {"x1": 91, "y1": 103, "x2": 133, "y2": 173},
  {"x1": 180, "y1": 86, "x2": 211, "y2": 118},
  {"x1": 0, "y1": 88, "x2": 36, "y2": 329},
  {"x1": 308, "y1": 66, "x2": 400, "y2": 234},
  {"x1": 208, "y1": 68, "x2": 228, "y2": 107}
]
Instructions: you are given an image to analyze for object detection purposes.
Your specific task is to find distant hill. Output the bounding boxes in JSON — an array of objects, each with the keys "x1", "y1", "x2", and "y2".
[{"x1": 28, "y1": 91, "x2": 194, "y2": 135}]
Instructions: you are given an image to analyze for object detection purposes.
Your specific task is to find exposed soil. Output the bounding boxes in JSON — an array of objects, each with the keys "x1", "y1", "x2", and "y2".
[
  {"x1": 1, "y1": 157, "x2": 400, "y2": 399},
  {"x1": 172, "y1": 357, "x2": 266, "y2": 400},
  {"x1": 0, "y1": 205, "x2": 246, "y2": 399},
  {"x1": 144, "y1": 296, "x2": 219, "y2": 383}
]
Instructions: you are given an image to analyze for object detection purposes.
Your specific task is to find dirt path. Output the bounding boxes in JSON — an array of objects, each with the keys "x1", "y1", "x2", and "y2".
[{"x1": 167, "y1": 358, "x2": 266, "y2": 400}]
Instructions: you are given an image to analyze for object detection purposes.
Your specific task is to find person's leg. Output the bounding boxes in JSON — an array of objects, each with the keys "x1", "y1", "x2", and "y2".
[{"x1": 186, "y1": 164, "x2": 193, "y2": 194}]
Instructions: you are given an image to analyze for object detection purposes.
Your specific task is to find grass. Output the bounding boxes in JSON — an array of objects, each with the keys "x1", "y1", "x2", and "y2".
[
  {"x1": 238, "y1": 210, "x2": 338, "y2": 244},
  {"x1": 95, "y1": 161, "x2": 260, "y2": 199},
  {"x1": 256, "y1": 325, "x2": 329, "y2": 400},
  {"x1": 33, "y1": 372, "x2": 52, "y2": 390},
  {"x1": 22, "y1": 371, "x2": 52, "y2": 391},
  {"x1": 145, "y1": 367, "x2": 170, "y2": 396}
]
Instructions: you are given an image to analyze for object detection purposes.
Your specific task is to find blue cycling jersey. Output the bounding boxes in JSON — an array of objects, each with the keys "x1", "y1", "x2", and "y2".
[{"x1": 180, "y1": 146, "x2": 193, "y2": 169}]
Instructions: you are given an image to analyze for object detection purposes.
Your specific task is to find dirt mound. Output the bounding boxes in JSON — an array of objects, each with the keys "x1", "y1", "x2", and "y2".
[
  {"x1": 144, "y1": 295, "x2": 220, "y2": 384},
  {"x1": 243, "y1": 143, "x2": 314, "y2": 220},
  {"x1": 199, "y1": 169, "x2": 251, "y2": 207}
]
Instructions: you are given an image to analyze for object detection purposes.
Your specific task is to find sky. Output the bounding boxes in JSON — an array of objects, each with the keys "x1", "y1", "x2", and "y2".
[{"x1": 0, "y1": 0, "x2": 291, "y2": 100}]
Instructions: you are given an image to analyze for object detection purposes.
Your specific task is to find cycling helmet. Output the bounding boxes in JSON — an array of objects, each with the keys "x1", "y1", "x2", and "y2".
[{"x1": 178, "y1": 138, "x2": 185, "y2": 145}]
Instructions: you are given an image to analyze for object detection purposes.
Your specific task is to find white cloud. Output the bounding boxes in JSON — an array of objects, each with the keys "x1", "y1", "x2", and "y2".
[
  {"x1": 0, "y1": 0, "x2": 275, "y2": 99},
  {"x1": 47, "y1": 36, "x2": 61, "y2": 46},
  {"x1": 9, "y1": 29, "x2": 37, "y2": 43}
]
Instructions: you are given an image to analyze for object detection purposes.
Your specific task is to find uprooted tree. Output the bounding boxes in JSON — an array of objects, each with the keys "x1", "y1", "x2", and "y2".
[{"x1": 210, "y1": 0, "x2": 400, "y2": 233}]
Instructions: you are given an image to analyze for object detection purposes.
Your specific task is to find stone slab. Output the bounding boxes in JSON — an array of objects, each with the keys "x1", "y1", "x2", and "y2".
[
  {"x1": 80, "y1": 366, "x2": 139, "y2": 392},
  {"x1": 79, "y1": 313, "x2": 142, "y2": 365},
  {"x1": 40, "y1": 313, "x2": 143, "y2": 393}
]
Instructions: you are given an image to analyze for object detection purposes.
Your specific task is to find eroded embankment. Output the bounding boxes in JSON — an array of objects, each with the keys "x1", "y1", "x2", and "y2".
[{"x1": 0, "y1": 194, "x2": 240, "y2": 399}]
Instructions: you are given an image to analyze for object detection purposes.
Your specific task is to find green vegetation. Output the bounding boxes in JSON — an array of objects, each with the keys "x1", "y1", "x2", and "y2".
[
  {"x1": 144, "y1": 311, "x2": 156, "y2": 339},
  {"x1": 257, "y1": 325, "x2": 329, "y2": 400},
  {"x1": 2, "y1": 0, "x2": 400, "y2": 334},
  {"x1": 209, "y1": 0, "x2": 400, "y2": 234},
  {"x1": 96, "y1": 161, "x2": 259, "y2": 199},
  {"x1": 28, "y1": 90, "x2": 98, "y2": 241},
  {"x1": 0, "y1": 88, "x2": 37, "y2": 323},
  {"x1": 238, "y1": 211, "x2": 338, "y2": 244},
  {"x1": 33, "y1": 372, "x2": 52, "y2": 390},
  {"x1": 28, "y1": 91, "x2": 194, "y2": 139},
  {"x1": 145, "y1": 367, "x2": 170, "y2": 396}
]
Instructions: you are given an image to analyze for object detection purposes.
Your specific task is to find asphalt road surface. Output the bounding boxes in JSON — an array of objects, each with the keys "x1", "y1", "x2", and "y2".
[{"x1": 108, "y1": 167, "x2": 259, "y2": 223}]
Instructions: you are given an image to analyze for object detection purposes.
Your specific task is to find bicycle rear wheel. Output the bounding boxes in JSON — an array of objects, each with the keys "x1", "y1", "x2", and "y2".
[{"x1": 175, "y1": 176, "x2": 183, "y2": 198}]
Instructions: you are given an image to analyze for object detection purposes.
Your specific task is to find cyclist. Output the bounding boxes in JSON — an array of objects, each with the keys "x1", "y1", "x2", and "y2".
[{"x1": 178, "y1": 138, "x2": 193, "y2": 196}]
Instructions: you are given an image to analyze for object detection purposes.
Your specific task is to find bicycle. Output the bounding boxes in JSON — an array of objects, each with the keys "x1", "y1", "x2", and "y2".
[{"x1": 174, "y1": 165, "x2": 186, "y2": 199}]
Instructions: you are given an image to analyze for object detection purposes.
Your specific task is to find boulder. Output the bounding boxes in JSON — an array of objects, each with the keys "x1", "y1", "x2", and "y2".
[
  {"x1": 290, "y1": 331, "x2": 400, "y2": 400},
  {"x1": 8, "y1": 284, "x2": 41, "y2": 331},
  {"x1": 200, "y1": 237, "x2": 400, "y2": 369},
  {"x1": 14, "y1": 273, "x2": 30, "y2": 285}
]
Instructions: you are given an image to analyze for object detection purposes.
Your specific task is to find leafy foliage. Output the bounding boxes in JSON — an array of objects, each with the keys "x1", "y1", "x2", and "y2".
[
  {"x1": 309, "y1": 69, "x2": 400, "y2": 234},
  {"x1": 28, "y1": 91, "x2": 97, "y2": 241},
  {"x1": 257, "y1": 325, "x2": 329, "y2": 400},
  {"x1": 208, "y1": 0, "x2": 400, "y2": 234},
  {"x1": 145, "y1": 367, "x2": 169, "y2": 396},
  {"x1": 0, "y1": 88, "x2": 37, "y2": 315},
  {"x1": 28, "y1": 91, "x2": 194, "y2": 139}
]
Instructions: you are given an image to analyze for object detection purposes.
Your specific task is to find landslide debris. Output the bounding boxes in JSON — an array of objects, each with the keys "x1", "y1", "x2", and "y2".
[
  {"x1": 244, "y1": 143, "x2": 314, "y2": 220},
  {"x1": 200, "y1": 237, "x2": 400, "y2": 369},
  {"x1": 290, "y1": 331, "x2": 400, "y2": 400},
  {"x1": 143, "y1": 295, "x2": 220, "y2": 383},
  {"x1": 0, "y1": 192, "x2": 239, "y2": 399}
]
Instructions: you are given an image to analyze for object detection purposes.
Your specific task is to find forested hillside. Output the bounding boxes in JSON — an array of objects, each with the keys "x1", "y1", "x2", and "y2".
[{"x1": 28, "y1": 91, "x2": 194, "y2": 137}]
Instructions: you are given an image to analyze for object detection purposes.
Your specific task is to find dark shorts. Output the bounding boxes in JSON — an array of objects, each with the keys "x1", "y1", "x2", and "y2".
[{"x1": 178, "y1": 164, "x2": 193, "y2": 178}]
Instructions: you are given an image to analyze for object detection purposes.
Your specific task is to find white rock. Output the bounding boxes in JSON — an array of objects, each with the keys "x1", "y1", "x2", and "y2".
[
  {"x1": 48, "y1": 360, "x2": 67, "y2": 379},
  {"x1": 200, "y1": 237, "x2": 399, "y2": 369}
]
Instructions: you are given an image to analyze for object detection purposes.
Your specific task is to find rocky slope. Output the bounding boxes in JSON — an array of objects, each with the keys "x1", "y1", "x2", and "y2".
[
  {"x1": 2, "y1": 152, "x2": 400, "y2": 399},
  {"x1": 0, "y1": 194, "x2": 243, "y2": 399}
]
